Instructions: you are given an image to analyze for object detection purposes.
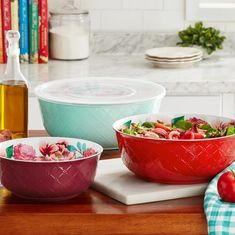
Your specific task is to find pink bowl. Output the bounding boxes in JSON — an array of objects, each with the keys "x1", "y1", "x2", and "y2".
[
  {"x1": 0, "y1": 137, "x2": 103, "y2": 201},
  {"x1": 113, "y1": 113, "x2": 235, "y2": 184}
]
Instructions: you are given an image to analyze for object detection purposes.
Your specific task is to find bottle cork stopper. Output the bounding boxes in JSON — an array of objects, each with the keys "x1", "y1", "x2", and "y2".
[{"x1": 6, "y1": 30, "x2": 20, "y2": 56}]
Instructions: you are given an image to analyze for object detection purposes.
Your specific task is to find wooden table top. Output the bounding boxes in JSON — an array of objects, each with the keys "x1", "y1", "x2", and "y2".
[{"x1": 0, "y1": 131, "x2": 208, "y2": 235}]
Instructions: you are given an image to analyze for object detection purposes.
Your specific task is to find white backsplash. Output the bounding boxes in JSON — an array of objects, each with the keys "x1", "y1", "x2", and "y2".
[
  {"x1": 49, "y1": 0, "x2": 235, "y2": 32},
  {"x1": 48, "y1": 0, "x2": 235, "y2": 55}
]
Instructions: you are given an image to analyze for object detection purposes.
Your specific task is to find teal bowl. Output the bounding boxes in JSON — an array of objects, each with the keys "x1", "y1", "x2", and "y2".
[{"x1": 35, "y1": 78, "x2": 166, "y2": 149}]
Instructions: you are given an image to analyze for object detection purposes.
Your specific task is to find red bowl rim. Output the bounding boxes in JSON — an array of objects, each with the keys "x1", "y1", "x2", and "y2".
[{"x1": 112, "y1": 113, "x2": 235, "y2": 143}]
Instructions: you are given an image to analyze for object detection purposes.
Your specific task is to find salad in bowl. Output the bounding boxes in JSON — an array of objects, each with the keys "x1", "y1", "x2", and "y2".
[{"x1": 120, "y1": 115, "x2": 235, "y2": 140}]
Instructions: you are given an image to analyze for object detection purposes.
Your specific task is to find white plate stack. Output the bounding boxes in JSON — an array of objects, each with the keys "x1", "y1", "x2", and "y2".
[{"x1": 145, "y1": 47, "x2": 203, "y2": 68}]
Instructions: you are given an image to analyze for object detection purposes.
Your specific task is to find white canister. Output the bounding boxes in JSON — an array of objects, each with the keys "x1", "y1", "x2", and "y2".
[{"x1": 49, "y1": 4, "x2": 90, "y2": 60}]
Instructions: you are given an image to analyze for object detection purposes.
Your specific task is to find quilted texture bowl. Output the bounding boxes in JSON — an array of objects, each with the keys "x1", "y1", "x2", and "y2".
[
  {"x1": 0, "y1": 137, "x2": 103, "y2": 201},
  {"x1": 113, "y1": 113, "x2": 235, "y2": 184},
  {"x1": 35, "y1": 78, "x2": 166, "y2": 149}
]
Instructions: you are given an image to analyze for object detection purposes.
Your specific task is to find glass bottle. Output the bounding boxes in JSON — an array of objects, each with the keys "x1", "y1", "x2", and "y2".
[{"x1": 0, "y1": 30, "x2": 28, "y2": 139}]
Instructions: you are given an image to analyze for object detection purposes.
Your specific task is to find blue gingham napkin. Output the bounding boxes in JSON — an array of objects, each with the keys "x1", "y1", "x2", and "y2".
[{"x1": 204, "y1": 163, "x2": 235, "y2": 235}]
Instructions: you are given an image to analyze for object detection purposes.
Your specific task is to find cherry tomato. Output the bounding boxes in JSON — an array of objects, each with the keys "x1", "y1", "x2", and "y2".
[
  {"x1": 180, "y1": 131, "x2": 195, "y2": 139},
  {"x1": 217, "y1": 171, "x2": 235, "y2": 203},
  {"x1": 194, "y1": 133, "x2": 205, "y2": 139}
]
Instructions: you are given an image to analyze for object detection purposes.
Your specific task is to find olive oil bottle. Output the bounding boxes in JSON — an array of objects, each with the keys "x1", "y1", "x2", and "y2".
[{"x1": 0, "y1": 31, "x2": 28, "y2": 138}]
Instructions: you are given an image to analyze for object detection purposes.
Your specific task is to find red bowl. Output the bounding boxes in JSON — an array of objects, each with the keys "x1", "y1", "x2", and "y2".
[{"x1": 113, "y1": 113, "x2": 235, "y2": 184}]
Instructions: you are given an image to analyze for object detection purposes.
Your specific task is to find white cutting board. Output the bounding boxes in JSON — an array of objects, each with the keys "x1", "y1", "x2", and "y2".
[{"x1": 92, "y1": 158, "x2": 208, "y2": 205}]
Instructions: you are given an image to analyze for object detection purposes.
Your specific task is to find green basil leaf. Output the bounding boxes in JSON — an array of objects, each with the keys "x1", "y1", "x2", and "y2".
[
  {"x1": 205, "y1": 129, "x2": 220, "y2": 138},
  {"x1": 226, "y1": 125, "x2": 235, "y2": 136},
  {"x1": 142, "y1": 122, "x2": 155, "y2": 128},
  {"x1": 172, "y1": 116, "x2": 185, "y2": 126},
  {"x1": 195, "y1": 21, "x2": 203, "y2": 30},
  {"x1": 123, "y1": 129, "x2": 134, "y2": 135},
  {"x1": 199, "y1": 124, "x2": 212, "y2": 131},
  {"x1": 123, "y1": 120, "x2": 132, "y2": 129},
  {"x1": 175, "y1": 120, "x2": 192, "y2": 131}
]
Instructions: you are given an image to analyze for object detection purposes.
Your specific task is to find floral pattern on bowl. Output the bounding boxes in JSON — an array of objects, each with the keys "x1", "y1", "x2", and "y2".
[{"x1": 1, "y1": 140, "x2": 97, "y2": 162}]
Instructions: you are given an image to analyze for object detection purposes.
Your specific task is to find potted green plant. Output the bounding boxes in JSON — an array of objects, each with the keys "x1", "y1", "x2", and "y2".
[{"x1": 177, "y1": 22, "x2": 226, "y2": 58}]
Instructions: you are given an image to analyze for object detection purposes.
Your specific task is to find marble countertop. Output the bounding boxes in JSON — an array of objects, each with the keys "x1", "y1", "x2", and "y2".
[{"x1": 1, "y1": 54, "x2": 235, "y2": 96}]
